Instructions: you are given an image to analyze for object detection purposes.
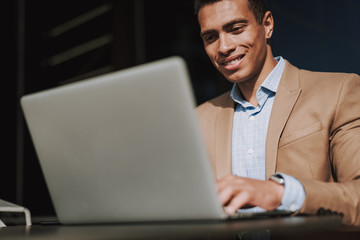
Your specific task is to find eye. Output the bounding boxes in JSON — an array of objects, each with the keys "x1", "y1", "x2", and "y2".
[
  {"x1": 202, "y1": 33, "x2": 218, "y2": 44},
  {"x1": 231, "y1": 25, "x2": 245, "y2": 34}
]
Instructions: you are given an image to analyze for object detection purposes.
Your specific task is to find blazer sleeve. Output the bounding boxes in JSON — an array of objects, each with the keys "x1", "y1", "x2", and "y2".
[{"x1": 298, "y1": 73, "x2": 360, "y2": 227}]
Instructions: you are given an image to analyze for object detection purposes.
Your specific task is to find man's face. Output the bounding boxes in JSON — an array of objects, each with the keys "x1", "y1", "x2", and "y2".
[{"x1": 198, "y1": 0, "x2": 269, "y2": 84}]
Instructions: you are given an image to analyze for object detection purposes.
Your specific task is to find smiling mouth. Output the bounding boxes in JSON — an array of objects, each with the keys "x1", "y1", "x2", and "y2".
[{"x1": 222, "y1": 54, "x2": 245, "y2": 67}]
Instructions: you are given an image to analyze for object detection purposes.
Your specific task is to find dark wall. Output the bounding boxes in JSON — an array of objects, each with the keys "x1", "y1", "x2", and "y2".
[
  {"x1": 3, "y1": 0, "x2": 360, "y2": 220},
  {"x1": 268, "y1": 0, "x2": 360, "y2": 74}
]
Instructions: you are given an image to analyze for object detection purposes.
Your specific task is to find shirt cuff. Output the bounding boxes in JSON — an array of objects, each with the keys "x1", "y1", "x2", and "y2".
[{"x1": 275, "y1": 172, "x2": 305, "y2": 212}]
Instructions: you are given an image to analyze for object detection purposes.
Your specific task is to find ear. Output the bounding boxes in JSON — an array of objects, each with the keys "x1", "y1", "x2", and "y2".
[{"x1": 263, "y1": 11, "x2": 274, "y2": 42}]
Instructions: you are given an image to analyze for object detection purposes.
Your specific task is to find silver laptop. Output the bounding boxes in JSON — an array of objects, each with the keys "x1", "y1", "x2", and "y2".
[{"x1": 21, "y1": 56, "x2": 290, "y2": 224}]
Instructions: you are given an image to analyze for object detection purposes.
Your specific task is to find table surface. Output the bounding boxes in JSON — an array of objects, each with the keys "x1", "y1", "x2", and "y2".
[{"x1": 0, "y1": 215, "x2": 346, "y2": 240}]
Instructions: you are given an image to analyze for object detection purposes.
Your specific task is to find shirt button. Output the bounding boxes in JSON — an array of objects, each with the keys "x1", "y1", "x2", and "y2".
[
  {"x1": 249, "y1": 116, "x2": 255, "y2": 120},
  {"x1": 247, "y1": 149, "x2": 254, "y2": 154}
]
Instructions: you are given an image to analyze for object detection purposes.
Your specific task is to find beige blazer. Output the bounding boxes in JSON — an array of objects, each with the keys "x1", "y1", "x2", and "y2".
[{"x1": 196, "y1": 60, "x2": 360, "y2": 227}]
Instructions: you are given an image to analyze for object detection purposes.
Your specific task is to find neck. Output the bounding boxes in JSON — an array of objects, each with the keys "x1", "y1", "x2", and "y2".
[{"x1": 237, "y1": 47, "x2": 277, "y2": 107}]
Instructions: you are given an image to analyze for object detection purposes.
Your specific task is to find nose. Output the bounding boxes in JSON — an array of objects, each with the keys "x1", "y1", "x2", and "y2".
[{"x1": 218, "y1": 33, "x2": 236, "y2": 56}]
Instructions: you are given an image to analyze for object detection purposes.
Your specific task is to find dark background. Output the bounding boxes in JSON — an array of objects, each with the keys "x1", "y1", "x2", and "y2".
[{"x1": 3, "y1": 0, "x2": 360, "y2": 221}]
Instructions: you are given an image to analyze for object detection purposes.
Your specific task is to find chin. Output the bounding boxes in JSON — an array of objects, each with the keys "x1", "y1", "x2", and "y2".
[
  {"x1": 228, "y1": 65, "x2": 258, "y2": 84},
  {"x1": 222, "y1": 71, "x2": 247, "y2": 84}
]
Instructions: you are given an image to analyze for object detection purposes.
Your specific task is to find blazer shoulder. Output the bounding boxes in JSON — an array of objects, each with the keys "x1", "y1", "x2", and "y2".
[
  {"x1": 283, "y1": 60, "x2": 360, "y2": 87},
  {"x1": 299, "y1": 69, "x2": 360, "y2": 80},
  {"x1": 196, "y1": 91, "x2": 233, "y2": 113},
  {"x1": 297, "y1": 68, "x2": 360, "y2": 91}
]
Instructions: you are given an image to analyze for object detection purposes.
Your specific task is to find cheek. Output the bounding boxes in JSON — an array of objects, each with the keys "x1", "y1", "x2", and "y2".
[
  {"x1": 204, "y1": 44, "x2": 215, "y2": 56},
  {"x1": 240, "y1": 28, "x2": 266, "y2": 48},
  {"x1": 205, "y1": 47, "x2": 218, "y2": 64},
  {"x1": 233, "y1": 31, "x2": 254, "y2": 46}
]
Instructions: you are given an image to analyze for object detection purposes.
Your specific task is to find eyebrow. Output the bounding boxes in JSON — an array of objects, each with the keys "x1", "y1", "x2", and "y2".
[{"x1": 200, "y1": 18, "x2": 249, "y2": 38}]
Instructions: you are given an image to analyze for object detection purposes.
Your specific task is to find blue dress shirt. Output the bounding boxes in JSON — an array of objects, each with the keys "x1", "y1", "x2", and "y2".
[{"x1": 230, "y1": 57, "x2": 305, "y2": 213}]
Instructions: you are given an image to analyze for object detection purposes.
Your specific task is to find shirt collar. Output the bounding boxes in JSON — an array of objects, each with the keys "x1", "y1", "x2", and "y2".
[{"x1": 230, "y1": 56, "x2": 285, "y2": 106}]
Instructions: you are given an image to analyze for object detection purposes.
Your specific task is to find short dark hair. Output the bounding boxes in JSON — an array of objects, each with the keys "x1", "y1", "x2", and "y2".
[{"x1": 194, "y1": 0, "x2": 267, "y2": 25}]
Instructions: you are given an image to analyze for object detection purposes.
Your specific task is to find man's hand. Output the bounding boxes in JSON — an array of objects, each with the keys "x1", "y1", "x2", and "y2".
[{"x1": 217, "y1": 175, "x2": 284, "y2": 215}]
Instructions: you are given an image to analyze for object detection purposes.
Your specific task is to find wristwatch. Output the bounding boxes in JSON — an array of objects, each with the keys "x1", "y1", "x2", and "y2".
[{"x1": 269, "y1": 174, "x2": 285, "y2": 186}]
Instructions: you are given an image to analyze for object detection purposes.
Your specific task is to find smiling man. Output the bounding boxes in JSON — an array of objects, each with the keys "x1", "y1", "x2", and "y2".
[{"x1": 195, "y1": 0, "x2": 360, "y2": 227}]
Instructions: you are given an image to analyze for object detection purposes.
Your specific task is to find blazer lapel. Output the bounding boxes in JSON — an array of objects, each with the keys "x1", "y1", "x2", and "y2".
[{"x1": 265, "y1": 61, "x2": 302, "y2": 178}]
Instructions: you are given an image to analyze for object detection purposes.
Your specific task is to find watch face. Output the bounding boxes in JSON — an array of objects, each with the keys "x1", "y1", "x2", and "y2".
[{"x1": 270, "y1": 175, "x2": 284, "y2": 185}]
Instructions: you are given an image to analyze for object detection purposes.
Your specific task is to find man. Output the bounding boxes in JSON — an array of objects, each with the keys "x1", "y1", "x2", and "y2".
[{"x1": 194, "y1": 0, "x2": 360, "y2": 227}]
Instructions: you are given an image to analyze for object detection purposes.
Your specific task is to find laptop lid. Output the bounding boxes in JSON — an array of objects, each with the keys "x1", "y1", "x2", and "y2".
[{"x1": 21, "y1": 56, "x2": 226, "y2": 224}]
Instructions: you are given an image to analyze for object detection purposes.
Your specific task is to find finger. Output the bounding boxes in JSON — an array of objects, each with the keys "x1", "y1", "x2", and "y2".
[
  {"x1": 217, "y1": 185, "x2": 235, "y2": 206},
  {"x1": 224, "y1": 191, "x2": 250, "y2": 215},
  {"x1": 216, "y1": 176, "x2": 245, "y2": 206}
]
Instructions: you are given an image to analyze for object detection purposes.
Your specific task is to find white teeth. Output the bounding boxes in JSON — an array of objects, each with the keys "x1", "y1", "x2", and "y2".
[{"x1": 224, "y1": 58, "x2": 240, "y2": 66}]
